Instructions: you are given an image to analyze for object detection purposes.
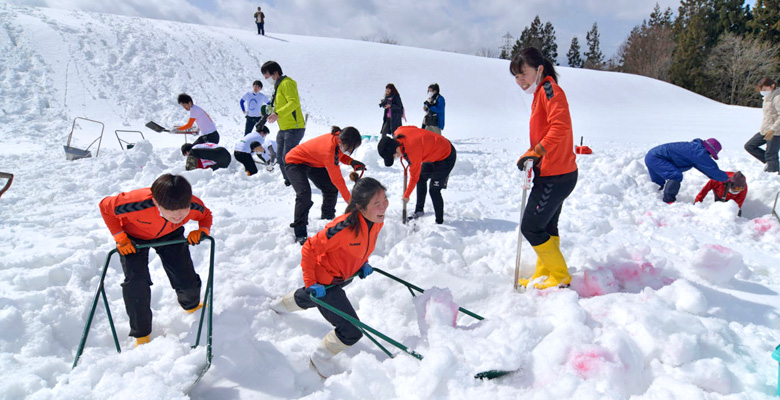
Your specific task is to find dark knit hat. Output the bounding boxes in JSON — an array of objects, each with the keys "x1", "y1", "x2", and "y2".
[
  {"x1": 377, "y1": 135, "x2": 400, "y2": 167},
  {"x1": 730, "y1": 171, "x2": 746, "y2": 188}
]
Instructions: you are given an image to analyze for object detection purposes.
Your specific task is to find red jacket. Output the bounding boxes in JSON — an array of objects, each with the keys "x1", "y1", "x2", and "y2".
[
  {"x1": 99, "y1": 188, "x2": 212, "y2": 241},
  {"x1": 529, "y1": 76, "x2": 577, "y2": 177},
  {"x1": 285, "y1": 133, "x2": 355, "y2": 202},
  {"x1": 393, "y1": 126, "x2": 453, "y2": 198},
  {"x1": 694, "y1": 172, "x2": 747, "y2": 208},
  {"x1": 300, "y1": 212, "x2": 383, "y2": 287}
]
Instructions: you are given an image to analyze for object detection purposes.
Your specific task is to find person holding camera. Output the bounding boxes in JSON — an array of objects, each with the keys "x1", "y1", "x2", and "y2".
[
  {"x1": 379, "y1": 84, "x2": 404, "y2": 136},
  {"x1": 422, "y1": 83, "x2": 445, "y2": 134}
]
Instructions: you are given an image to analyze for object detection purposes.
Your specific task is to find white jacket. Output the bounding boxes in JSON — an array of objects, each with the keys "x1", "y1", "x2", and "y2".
[{"x1": 760, "y1": 88, "x2": 780, "y2": 136}]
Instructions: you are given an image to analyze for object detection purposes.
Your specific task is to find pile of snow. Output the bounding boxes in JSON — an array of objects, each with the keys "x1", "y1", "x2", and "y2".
[{"x1": 1, "y1": 4, "x2": 779, "y2": 399}]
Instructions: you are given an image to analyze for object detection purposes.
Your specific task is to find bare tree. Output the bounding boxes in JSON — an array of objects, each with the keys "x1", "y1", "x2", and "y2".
[
  {"x1": 617, "y1": 22, "x2": 675, "y2": 81},
  {"x1": 476, "y1": 47, "x2": 499, "y2": 58},
  {"x1": 704, "y1": 33, "x2": 780, "y2": 106},
  {"x1": 360, "y1": 35, "x2": 399, "y2": 45}
]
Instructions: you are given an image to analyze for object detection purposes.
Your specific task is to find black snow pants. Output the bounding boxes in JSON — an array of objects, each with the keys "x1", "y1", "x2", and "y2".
[
  {"x1": 286, "y1": 163, "x2": 339, "y2": 227},
  {"x1": 521, "y1": 170, "x2": 578, "y2": 246},
  {"x1": 293, "y1": 280, "x2": 363, "y2": 345}
]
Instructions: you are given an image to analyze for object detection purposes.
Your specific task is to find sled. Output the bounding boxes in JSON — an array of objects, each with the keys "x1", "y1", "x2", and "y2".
[
  {"x1": 64, "y1": 117, "x2": 104, "y2": 161},
  {"x1": 115, "y1": 130, "x2": 145, "y2": 150},
  {"x1": 514, "y1": 159, "x2": 534, "y2": 291},
  {"x1": 0, "y1": 172, "x2": 13, "y2": 199},
  {"x1": 575, "y1": 136, "x2": 592, "y2": 154},
  {"x1": 772, "y1": 192, "x2": 780, "y2": 223},
  {"x1": 72, "y1": 236, "x2": 216, "y2": 394},
  {"x1": 307, "y1": 267, "x2": 516, "y2": 380}
]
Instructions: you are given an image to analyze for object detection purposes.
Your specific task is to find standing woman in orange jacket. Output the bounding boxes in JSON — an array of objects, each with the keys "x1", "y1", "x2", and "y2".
[
  {"x1": 512, "y1": 47, "x2": 578, "y2": 290},
  {"x1": 285, "y1": 126, "x2": 366, "y2": 243},
  {"x1": 271, "y1": 177, "x2": 388, "y2": 378}
]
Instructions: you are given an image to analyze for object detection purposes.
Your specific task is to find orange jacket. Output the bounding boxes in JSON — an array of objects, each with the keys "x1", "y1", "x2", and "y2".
[
  {"x1": 529, "y1": 76, "x2": 577, "y2": 177},
  {"x1": 300, "y1": 212, "x2": 383, "y2": 287},
  {"x1": 99, "y1": 188, "x2": 212, "y2": 241},
  {"x1": 285, "y1": 133, "x2": 355, "y2": 202},
  {"x1": 394, "y1": 126, "x2": 453, "y2": 198},
  {"x1": 694, "y1": 172, "x2": 747, "y2": 208}
]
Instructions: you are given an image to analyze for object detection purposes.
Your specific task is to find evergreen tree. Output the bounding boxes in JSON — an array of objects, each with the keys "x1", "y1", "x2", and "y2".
[
  {"x1": 750, "y1": 0, "x2": 780, "y2": 44},
  {"x1": 511, "y1": 16, "x2": 558, "y2": 64},
  {"x1": 668, "y1": 0, "x2": 717, "y2": 93},
  {"x1": 583, "y1": 22, "x2": 604, "y2": 69},
  {"x1": 567, "y1": 37, "x2": 583, "y2": 68}
]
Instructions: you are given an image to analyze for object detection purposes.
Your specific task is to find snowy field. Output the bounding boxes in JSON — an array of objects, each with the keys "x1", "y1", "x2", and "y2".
[{"x1": 1, "y1": 4, "x2": 780, "y2": 399}]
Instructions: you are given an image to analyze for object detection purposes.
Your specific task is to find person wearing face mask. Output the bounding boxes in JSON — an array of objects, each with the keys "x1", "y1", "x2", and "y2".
[
  {"x1": 284, "y1": 126, "x2": 366, "y2": 244},
  {"x1": 510, "y1": 47, "x2": 578, "y2": 290},
  {"x1": 695, "y1": 171, "x2": 748, "y2": 216},
  {"x1": 744, "y1": 77, "x2": 780, "y2": 173},
  {"x1": 422, "y1": 83, "x2": 445, "y2": 134},
  {"x1": 98, "y1": 174, "x2": 211, "y2": 347},
  {"x1": 261, "y1": 60, "x2": 306, "y2": 186}
]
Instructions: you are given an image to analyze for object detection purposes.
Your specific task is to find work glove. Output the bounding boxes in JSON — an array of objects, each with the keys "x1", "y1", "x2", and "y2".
[
  {"x1": 350, "y1": 160, "x2": 366, "y2": 171},
  {"x1": 764, "y1": 129, "x2": 775, "y2": 141},
  {"x1": 187, "y1": 228, "x2": 209, "y2": 245},
  {"x1": 517, "y1": 143, "x2": 546, "y2": 171},
  {"x1": 115, "y1": 232, "x2": 136, "y2": 256},
  {"x1": 306, "y1": 284, "x2": 326, "y2": 298},
  {"x1": 358, "y1": 262, "x2": 373, "y2": 279}
]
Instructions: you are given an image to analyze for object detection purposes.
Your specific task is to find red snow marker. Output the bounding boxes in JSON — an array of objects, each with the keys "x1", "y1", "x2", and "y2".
[{"x1": 575, "y1": 146, "x2": 592, "y2": 154}]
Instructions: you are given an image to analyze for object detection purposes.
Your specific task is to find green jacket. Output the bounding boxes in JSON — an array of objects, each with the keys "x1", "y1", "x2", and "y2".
[{"x1": 273, "y1": 76, "x2": 305, "y2": 130}]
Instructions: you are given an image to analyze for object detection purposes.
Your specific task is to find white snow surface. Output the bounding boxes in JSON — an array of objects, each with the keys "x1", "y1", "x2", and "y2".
[{"x1": 1, "y1": 4, "x2": 780, "y2": 399}]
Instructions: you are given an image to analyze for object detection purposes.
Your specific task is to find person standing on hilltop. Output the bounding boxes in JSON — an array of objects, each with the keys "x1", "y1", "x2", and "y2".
[{"x1": 254, "y1": 7, "x2": 265, "y2": 35}]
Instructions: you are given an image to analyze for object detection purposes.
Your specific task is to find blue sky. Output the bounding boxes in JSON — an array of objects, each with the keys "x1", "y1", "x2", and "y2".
[{"x1": 8, "y1": 0, "x2": 759, "y2": 64}]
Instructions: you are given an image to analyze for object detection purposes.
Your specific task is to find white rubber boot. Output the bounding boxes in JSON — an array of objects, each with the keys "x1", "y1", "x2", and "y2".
[
  {"x1": 310, "y1": 330, "x2": 350, "y2": 378},
  {"x1": 270, "y1": 290, "x2": 303, "y2": 314}
]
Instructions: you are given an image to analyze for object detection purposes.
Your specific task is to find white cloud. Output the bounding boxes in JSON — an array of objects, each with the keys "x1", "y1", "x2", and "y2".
[{"x1": 9, "y1": 0, "x2": 684, "y2": 60}]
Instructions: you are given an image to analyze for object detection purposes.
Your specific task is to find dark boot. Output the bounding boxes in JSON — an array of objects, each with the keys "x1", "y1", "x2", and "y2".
[
  {"x1": 293, "y1": 225, "x2": 308, "y2": 245},
  {"x1": 662, "y1": 179, "x2": 680, "y2": 203}
]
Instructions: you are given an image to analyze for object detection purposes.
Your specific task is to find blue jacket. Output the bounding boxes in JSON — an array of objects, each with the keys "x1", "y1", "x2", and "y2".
[
  {"x1": 428, "y1": 94, "x2": 445, "y2": 130},
  {"x1": 646, "y1": 139, "x2": 728, "y2": 183}
]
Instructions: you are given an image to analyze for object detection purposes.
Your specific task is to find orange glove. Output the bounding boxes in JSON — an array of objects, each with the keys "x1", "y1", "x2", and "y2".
[
  {"x1": 187, "y1": 228, "x2": 209, "y2": 245},
  {"x1": 517, "y1": 143, "x2": 546, "y2": 171},
  {"x1": 114, "y1": 232, "x2": 136, "y2": 256}
]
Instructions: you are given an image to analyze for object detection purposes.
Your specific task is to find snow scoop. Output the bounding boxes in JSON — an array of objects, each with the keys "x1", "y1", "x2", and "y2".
[
  {"x1": 514, "y1": 159, "x2": 535, "y2": 291},
  {"x1": 0, "y1": 172, "x2": 13, "y2": 199},
  {"x1": 115, "y1": 130, "x2": 144, "y2": 150},
  {"x1": 772, "y1": 192, "x2": 780, "y2": 223},
  {"x1": 307, "y1": 267, "x2": 515, "y2": 379},
  {"x1": 73, "y1": 236, "x2": 216, "y2": 394}
]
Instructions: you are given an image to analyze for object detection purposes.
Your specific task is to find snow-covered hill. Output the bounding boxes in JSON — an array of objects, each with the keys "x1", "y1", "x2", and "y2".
[{"x1": 1, "y1": 4, "x2": 779, "y2": 400}]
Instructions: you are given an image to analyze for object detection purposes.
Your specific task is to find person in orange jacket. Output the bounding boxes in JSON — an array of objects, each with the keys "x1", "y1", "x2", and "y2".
[
  {"x1": 694, "y1": 171, "x2": 747, "y2": 215},
  {"x1": 285, "y1": 126, "x2": 366, "y2": 244},
  {"x1": 512, "y1": 47, "x2": 578, "y2": 290},
  {"x1": 271, "y1": 177, "x2": 388, "y2": 378},
  {"x1": 377, "y1": 125, "x2": 456, "y2": 224},
  {"x1": 99, "y1": 174, "x2": 212, "y2": 347}
]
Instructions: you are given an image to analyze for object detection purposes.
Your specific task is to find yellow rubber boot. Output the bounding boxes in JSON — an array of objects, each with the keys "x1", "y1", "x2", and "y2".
[
  {"x1": 185, "y1": 303, "x2": 203, "y2": 314},
  {"x1": 135, "y1": 335, "x2": 150, "y2": 347},
  {"x1": 518, "y1": 236, "x2": 560, "y2": 288},
  {"x1": 532, "y1": 237, "x2": 570, "y2": 289}
]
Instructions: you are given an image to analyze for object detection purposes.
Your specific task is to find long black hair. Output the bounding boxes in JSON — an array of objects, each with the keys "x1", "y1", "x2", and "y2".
[
  {"x1": 344, "y1": 177, "x2": 386, "y2": 236},
  {"x1": 509, "y1": 47, "x2": 558, "y2": 84},
  {"x1": 331, "y1": 125, "x2": 362, "y2": 154}
]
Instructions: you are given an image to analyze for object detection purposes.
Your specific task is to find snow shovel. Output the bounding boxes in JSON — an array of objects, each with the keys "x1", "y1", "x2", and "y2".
[
  {"x1": 145, "y1": 121, "x2": 170, "y2": 132},
  {"x1": 73, "y1": 236, "x2": 216, "y2": 394},
  {"x1": 0, "y1": 172, "x2": 13, "y2": 199},
  {"x1": 514, "y1": 159, "x2": 534, "y2": 291},
  {"x1": 773, "y1": 344, "x2": 780, "y2": 396},
  {"x1": 401, "y1": 158, "x2": 409, "y2": 224},
  {"x1": 772, "y1": 192, "x2": 780, "y2": 223},
  {"x1": 307, "y1": 268, "x2": 516, "y2": 379}
]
